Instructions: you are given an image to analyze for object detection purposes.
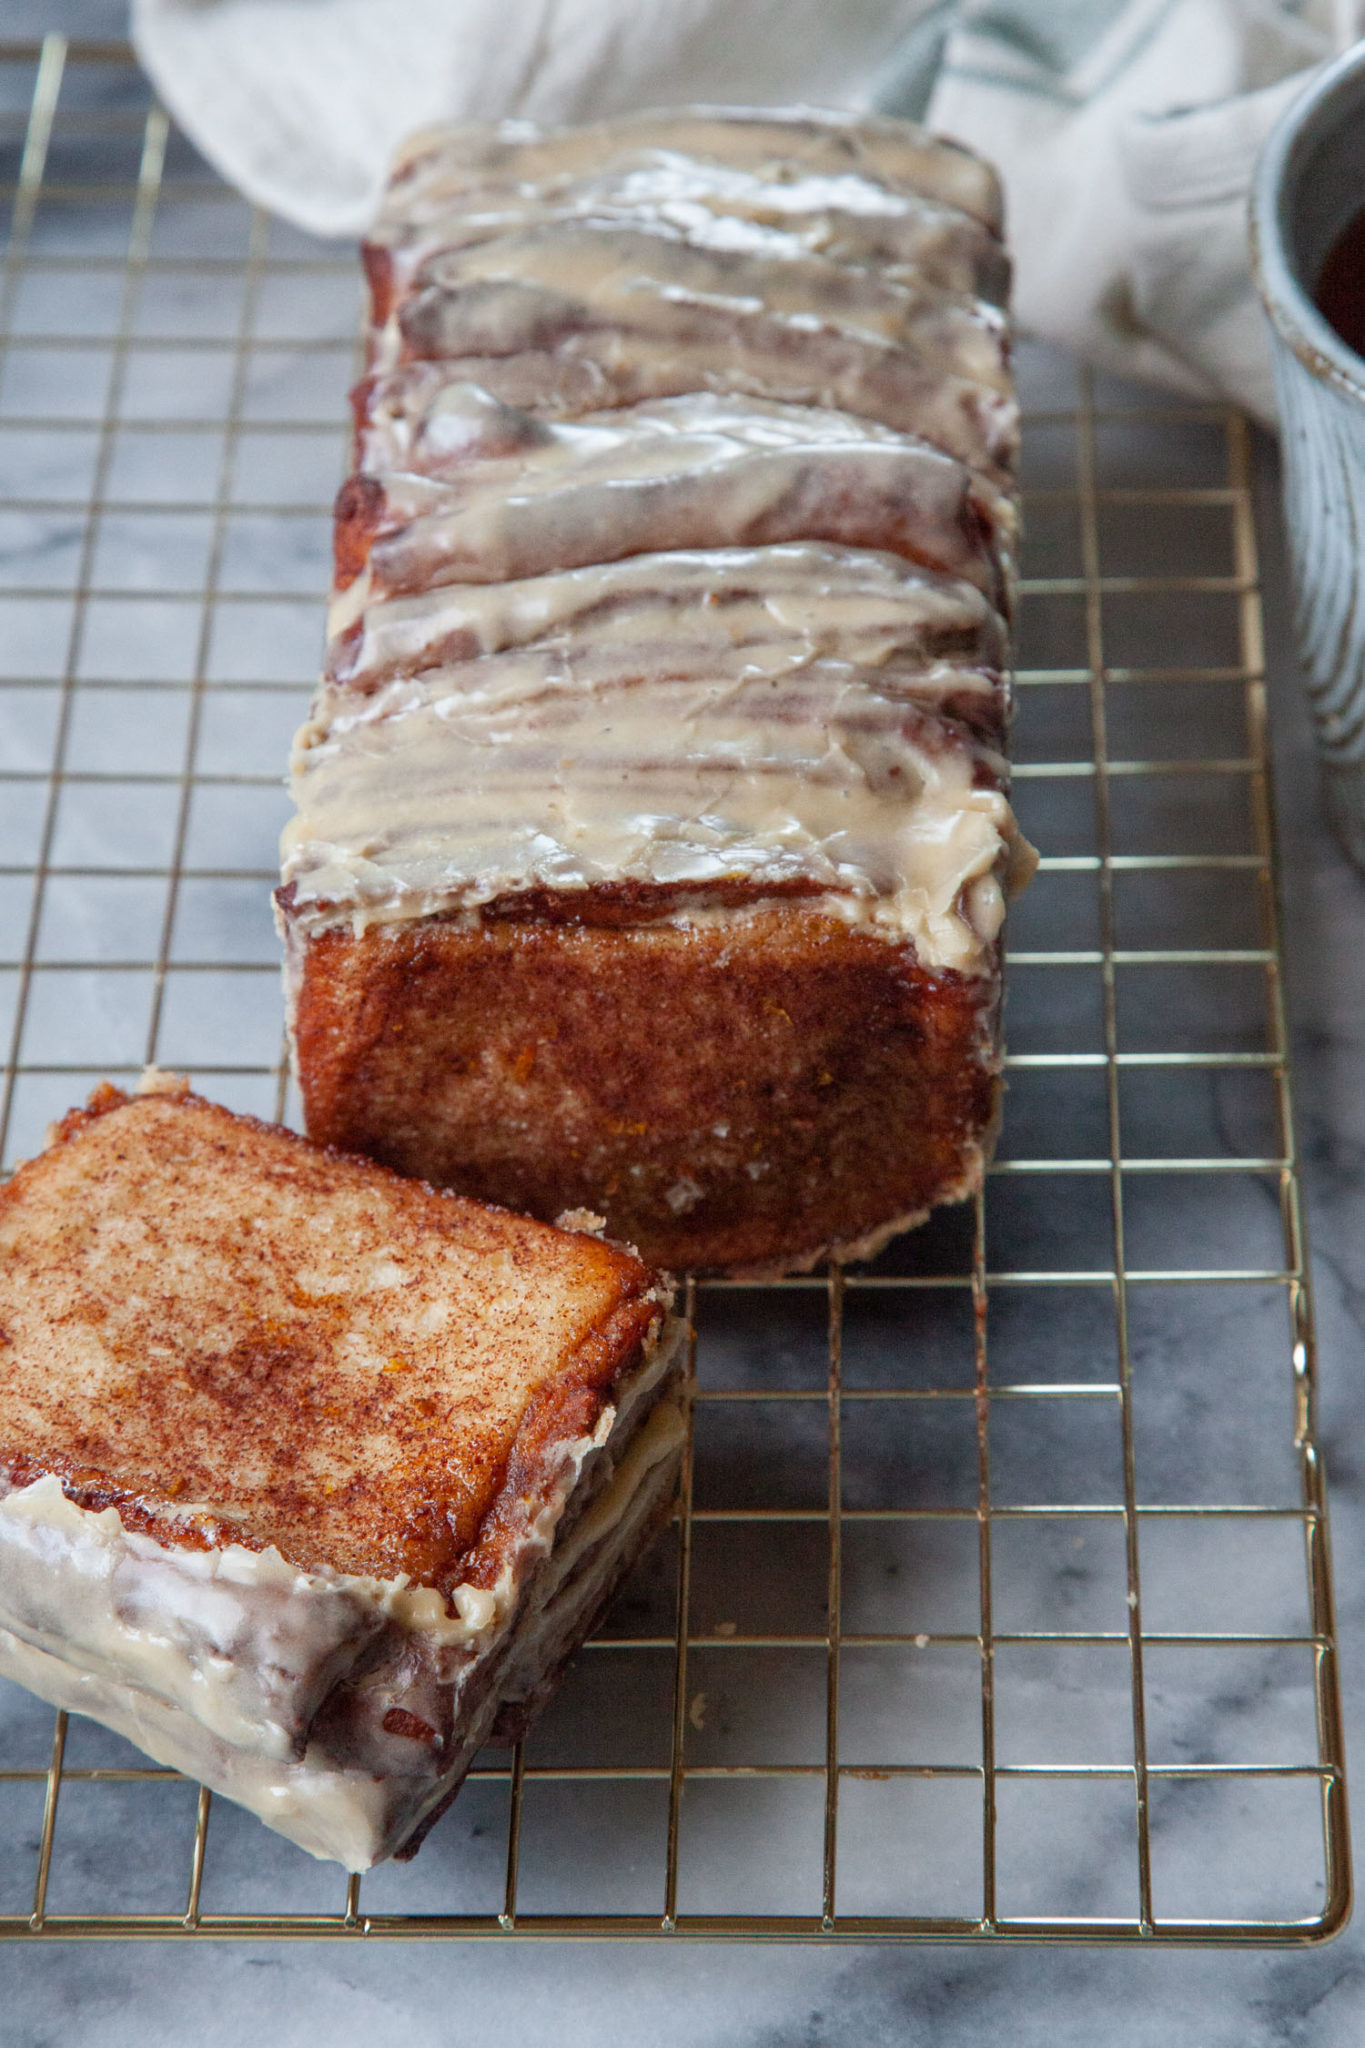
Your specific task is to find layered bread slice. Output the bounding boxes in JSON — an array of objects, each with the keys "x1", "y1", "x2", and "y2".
[
  {"x1": 0, "y1": 1073, "x2": 685, "y2": 1869},
  {"x1": 280, "y1": 107, "x2": 1033, "y2": 1276}
]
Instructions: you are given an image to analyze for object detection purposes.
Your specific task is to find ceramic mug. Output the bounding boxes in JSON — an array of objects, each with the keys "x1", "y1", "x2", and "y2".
[{"x1": 1252, "y1": 41, "x2": 1365, "y2": 868}]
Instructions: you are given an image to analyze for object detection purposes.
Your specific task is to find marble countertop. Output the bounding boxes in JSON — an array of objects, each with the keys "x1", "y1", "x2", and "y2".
[{"x1": 2, "y1": 12, "x2": 1364, "y2": 2044}]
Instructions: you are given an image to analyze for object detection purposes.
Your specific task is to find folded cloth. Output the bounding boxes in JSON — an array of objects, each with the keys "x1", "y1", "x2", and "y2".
[{"x1": 130, "y1": 0, "x2": 1363, "y2": 423}]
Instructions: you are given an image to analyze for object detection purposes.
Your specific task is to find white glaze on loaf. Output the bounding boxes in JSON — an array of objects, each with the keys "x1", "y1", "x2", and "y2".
[{"x1": 284, "y1": 109, "x2": 1029, "y2": 981}]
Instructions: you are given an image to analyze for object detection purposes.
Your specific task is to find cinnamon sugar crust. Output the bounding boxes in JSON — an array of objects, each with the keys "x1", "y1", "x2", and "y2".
[{"x1": 0, "y1": 1080, "x2": 663, "y2": 1588}]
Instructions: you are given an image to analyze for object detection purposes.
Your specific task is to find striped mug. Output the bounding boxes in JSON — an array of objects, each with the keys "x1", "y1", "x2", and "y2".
[{"x1": 1252, "y1": 41, "x2": 1365, "y2": 868}]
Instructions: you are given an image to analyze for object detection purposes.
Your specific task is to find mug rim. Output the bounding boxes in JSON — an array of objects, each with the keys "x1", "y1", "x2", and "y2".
[{"x1": 1251, "y1": 39, "x2": 1365, "y2": 405}]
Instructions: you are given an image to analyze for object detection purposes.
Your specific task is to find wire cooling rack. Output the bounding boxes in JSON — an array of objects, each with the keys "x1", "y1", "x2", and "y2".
[{"x1": 0, "y1": 37, "x2": 1349, "y2": 1944}]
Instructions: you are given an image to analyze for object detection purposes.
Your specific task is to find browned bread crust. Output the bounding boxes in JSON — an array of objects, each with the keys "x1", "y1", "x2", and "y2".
[
  {"x1": 0, "y1": 1080, "x2": 664, "y2": 1588},
  {"x1": 290, "y1": 905, "x2": 999, "y2": 1275}
]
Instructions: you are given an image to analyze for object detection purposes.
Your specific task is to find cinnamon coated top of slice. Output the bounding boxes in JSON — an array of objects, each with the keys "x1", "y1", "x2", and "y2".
[{"x1": 0, "y1": 1079, "x2": 663, "y2": 1589}]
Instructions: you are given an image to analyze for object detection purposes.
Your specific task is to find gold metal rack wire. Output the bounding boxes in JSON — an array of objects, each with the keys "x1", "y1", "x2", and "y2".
[{"x1": 0, "y1": 36, "x2": 1349, "y2": 1943}]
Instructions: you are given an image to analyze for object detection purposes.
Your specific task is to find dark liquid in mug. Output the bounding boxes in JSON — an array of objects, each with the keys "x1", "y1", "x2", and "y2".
[{"x1": 1316, "y1": 206, "x2": 1365, "y2": 359}]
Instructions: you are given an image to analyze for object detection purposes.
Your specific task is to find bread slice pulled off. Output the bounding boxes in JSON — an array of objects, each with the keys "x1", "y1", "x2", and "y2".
[{"x1": 0, "y1": 1072, "x2": 685, "y2": 1868}]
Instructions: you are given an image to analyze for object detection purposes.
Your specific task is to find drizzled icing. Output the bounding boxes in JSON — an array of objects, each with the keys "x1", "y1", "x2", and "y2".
[
  {"x1": 284, "y1": 566, "x2": 1033, "y2": 973},
  {"x1": 405, "y1": 225, "x2": 1007, "y2": 378},
  {"x1": 372, "y1": 111, "x2": 1005, "y2": 312},
  {"x1": 287, "y1": 110, "x2": 1029, "y2": 980},
  {"x1": 361, "y1": 110, "x2": 1016, "y2": 479},
  {"x1": 379, "y1": 159, "x2": 1008, "y2": 305},
  {"x1": 344, "y1": 389, "x2": 1012, "y2": 606},
  {"x1": 325, "y1": 543, "x2": 1009, "y2": 711}
]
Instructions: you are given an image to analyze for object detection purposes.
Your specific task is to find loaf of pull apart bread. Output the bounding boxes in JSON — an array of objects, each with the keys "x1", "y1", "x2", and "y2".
[
  {"x1": 0, "y1": 1074, "x2": 684, "y2": 1868},
  {"x1": 279, "y1": 109, "x2": 1033, "y2": 1276}
]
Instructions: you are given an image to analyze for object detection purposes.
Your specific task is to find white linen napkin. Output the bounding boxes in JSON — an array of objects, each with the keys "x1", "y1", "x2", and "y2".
[{"x1": 131, "y1": 0, "x2": 1364, "y2": 424}]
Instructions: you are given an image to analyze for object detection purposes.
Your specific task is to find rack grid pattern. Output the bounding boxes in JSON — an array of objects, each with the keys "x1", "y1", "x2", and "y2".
[{"x1": 0, "y1": 38, "x2": 1349, "y2": 1943}]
